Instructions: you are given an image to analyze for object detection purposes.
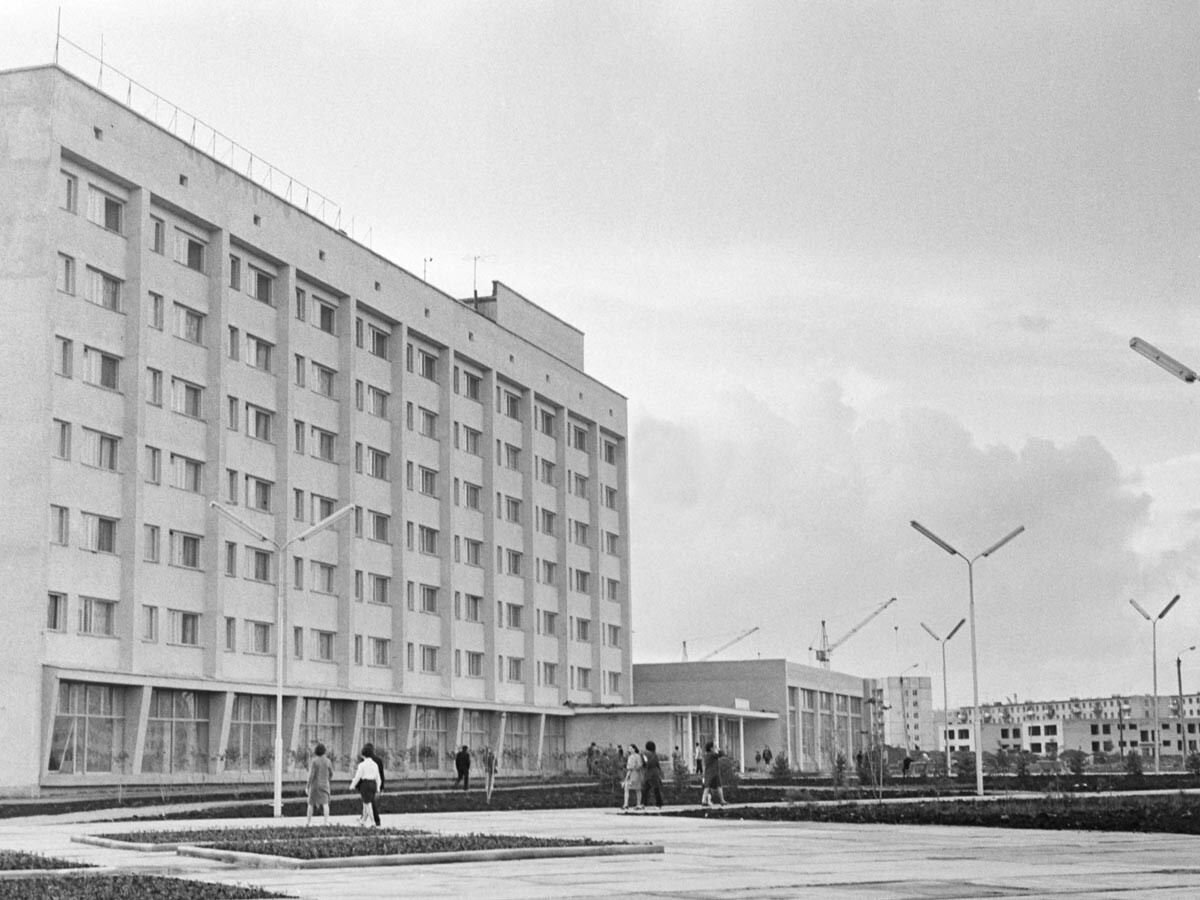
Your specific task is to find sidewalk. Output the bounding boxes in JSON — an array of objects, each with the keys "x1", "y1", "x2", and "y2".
[{"x1": 2, "y1": 802, "x2": 1200, "y2": 898}]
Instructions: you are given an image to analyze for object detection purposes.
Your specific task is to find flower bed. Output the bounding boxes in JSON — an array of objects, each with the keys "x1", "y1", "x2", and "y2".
[
  {"x1": 204, "y1": 832, "x2": 618, "y2": 860},
  {"x1": 97, "y1": 824, "x2": 426, "y2": 846},
  {"x1": 0, "y1": 874, "x2": 288, "y2": 899},
  {"x1": 672, "y1": 793, "x2": 1200, "y2": 834},
  {"x1": 0, "y1": 849, "x2": 90, "y2": 871}
]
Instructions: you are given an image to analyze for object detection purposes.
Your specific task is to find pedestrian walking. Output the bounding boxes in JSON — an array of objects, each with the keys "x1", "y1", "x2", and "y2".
[
  {"x1": 349, "y1": 744, "x2": 382, "y2": 826},
  {"x1": 622, "y1": 743, "x2": 644, "y2": 810},
  {"x1": 305, "y1": 742, "x2": 332, "y2": 826},
  {"x1": 642, "y1": 740, "x2": 664, "y2": 811},
  {"x1": 367, "y1": 744, "x2": 386, "y2": 826},
  {"x1": 700, "y1": 742, "x2": 725, "y2": 807},
  {"x1": 454, "y1": 745, "x2": 472, "y2": 790}
]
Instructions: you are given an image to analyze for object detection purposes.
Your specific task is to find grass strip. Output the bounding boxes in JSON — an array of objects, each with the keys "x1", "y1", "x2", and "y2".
[
  {"x1": 0, "y1": 850, "x2": 91, "y2": 871},
  {"x1": 0, "y1": 873, "x2": 289, "y2": 899}
]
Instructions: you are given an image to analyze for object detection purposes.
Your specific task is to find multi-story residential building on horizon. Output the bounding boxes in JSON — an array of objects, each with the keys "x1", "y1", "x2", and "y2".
[{"x1": 0, "y1": 63, "x2": 630, "y2": 796}]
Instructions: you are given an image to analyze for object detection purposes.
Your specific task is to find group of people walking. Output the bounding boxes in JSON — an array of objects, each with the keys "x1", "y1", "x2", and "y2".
[
  {"x1": 618, "y1": 739, "x2": 726, "y2": 811},
  {"x1": 305, "y1": 742, "x2": 387, "y2": 827}
]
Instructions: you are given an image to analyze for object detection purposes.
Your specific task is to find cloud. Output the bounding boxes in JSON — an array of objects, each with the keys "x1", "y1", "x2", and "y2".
[{"x1": 628, "y1": 382, "x2": 1182, "y2": 706}]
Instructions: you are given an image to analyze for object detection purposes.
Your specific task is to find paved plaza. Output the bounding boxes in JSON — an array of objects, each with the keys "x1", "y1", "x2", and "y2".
[{"x1": 3, "y1": 803, "x2": 1200, "y2": 898}]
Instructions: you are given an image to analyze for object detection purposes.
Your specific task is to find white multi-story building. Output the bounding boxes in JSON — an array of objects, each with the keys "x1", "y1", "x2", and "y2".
[
  {"x1": 871, "y1": 675, "x2": 934, "y2": 754},
  {"x1": 0, "y1": 63, "x2": 630, "y2": 796}
]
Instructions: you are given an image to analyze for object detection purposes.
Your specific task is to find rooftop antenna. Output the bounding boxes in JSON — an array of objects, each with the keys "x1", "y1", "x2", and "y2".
[
  {"x1": 54, "y1": 7, "x2": 61, "y2": 64},
  {"x1": 423, "y1": 257, "x2": 433, "y2": 282}
]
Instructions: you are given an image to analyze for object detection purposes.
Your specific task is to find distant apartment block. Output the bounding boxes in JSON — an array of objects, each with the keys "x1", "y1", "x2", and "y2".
[{"x1": 0, "y1": 64, "x2": 630, "y2": 795}]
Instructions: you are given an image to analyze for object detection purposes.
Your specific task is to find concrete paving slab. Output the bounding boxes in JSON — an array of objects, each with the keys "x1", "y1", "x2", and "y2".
[{"x1": 1, "y1": 804, "x2": 1200, "y2": 898}]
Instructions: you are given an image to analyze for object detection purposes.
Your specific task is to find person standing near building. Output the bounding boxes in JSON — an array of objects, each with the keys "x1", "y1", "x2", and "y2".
[
  {"x1": 694, "y1": 742, "x2": 703, "y2": 775},
  {"x1": 622, "y1": 743, "x2": 644, "y2": 810},
  {"x1": 367, "y1": 745, "x2": 386, "y2": 826},
  {"x1": 700, "y1": 742, "x2": 725, "y2": 808},
  {"x1": 586, "y1": 742, "x2": 598, "y2": 775},
  {"x1": 305, "y1": 742, "x2": 332, "y2": 826},
  {"x1": 454, "y1": 745, "x2": 472, "y2": 790},
  {"x1": 642, "y1": 741, "x2": 664, "y2": 811},
  {"x1": 762, "y1": 745, "x2": 773, "y2": 770},
  {"x1": 349, "y1": 744, "x2": 382, "y2": 827}
]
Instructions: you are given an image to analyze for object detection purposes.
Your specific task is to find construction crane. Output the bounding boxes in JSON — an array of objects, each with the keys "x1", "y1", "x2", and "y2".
[
  {"x1": 811, "y1": 597, "x2": 897, "y2": 669},
  {"x1": 682, "y1": 626, "x2": 760, "y2": 662}
]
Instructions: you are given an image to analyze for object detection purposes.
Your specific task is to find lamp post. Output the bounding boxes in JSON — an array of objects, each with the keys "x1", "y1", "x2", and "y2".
[
  {"x1": 1178, "y1": 645, "x2": 1196, "y2": 761},
  {"x1": 921, "y1": 618, "x2": 966, "y2": 763},
  {"x1": 1128, "y1": 595, "x2": 1181, "y2": 776},
  {"x1": 911, "y1": 520, "x2": 1025, "y2": 797},
  {"x1": 211, "y1": 500, "x2": 356, "y2": 816}
]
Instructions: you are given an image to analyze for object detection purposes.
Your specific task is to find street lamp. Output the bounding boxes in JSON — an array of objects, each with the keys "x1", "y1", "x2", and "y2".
[
  {"x1": 1129, "y1": 337, "x2": 1199, "y2": 383},
  {"x1": 1128, "y1": 594, "x2": 1181, "y2": 776},
  {"x1": 911, "y1": 520, "x2": 1025, "y2": 796},
  {"x1": 922, "y1": 618, "x2": 966, "y2": 764},
  {"x1": 211, "y1": 500, "x2": 356, "y2": 816}
]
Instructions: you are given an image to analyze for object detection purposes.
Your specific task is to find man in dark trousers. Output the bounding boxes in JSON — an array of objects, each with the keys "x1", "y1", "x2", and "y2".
[
  {"x1": 365, "y1": 744, "x2": 386, "y2": 826},
  {"x1": 454, "y1": 745, "x2": 472, "y2": 791}
]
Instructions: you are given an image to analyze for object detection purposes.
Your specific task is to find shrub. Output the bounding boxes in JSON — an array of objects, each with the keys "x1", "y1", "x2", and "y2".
[
  {"x1": 1061, "y1": 749, "x2": 1088, "y2": 777},
  {"x1": 718, "y1": 755, "x2": 740, "y2": 789},
  {"x1": 832, "y1": 753, "x2": 847, "y2": 787},
  {"x1": 1187, "y1": 752, "x2": 1200, "y2": 777},
  {"x1": 954, "y1": 751, "x2": 976, "y2": 785},
  {"x1": 671, "y1": 752, "x2": 691, "y2": 789},
  {"x1": 1124, "y1": 751, "x2": 1144, "y2": 777},
  {"x1": 770, "y1": 753, "x2": 791, "y2": 778}
]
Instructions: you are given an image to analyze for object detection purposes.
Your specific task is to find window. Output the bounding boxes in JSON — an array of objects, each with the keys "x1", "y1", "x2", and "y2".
[
  {"x1": 83, "y1": 346, "x2": 121, "y2": 390},
  {"x1": 312, "y1": 495, "x2": 335, "y2": 522},
  {"x1": 148, "y1": 216, "x2": 165, "y2": 253},
  {"x1": 83, "y1": 267, "x2": 122, "y2": 312},
  {"x1": 54, "y1": 336, "x2": 72, "y2": 377},
  {"x1": 148, "y1": 292, "x2": 164, "y2": 330},
  {"x1": 145, "y1": 367, "x2": 163, "y2": 406},
  {"x1": 47, "y1": 592, "x2": 66, "y2": 631},
  {"x1": 173, "y1": 303, "x2": 205, "y2": 344},
  {"x1": 368, "y1": 447, "x2": 390, "y2": 480},
  {"x1": 226, "y1": 396, "x2": 240, "y2": 431},
  {"x1": 463, "y1": 371, "x2": 481, "y2": 401},
  {"x1": 229, "y1": 254, "x2": 241, "y2": 290},
  {"x1": 247, "y1": 476, "x2": 273, "y2": 512},
  {"x1": 541, "y1": 662, "x2": 558, "y2": 687},
  {"x1": 62, "y1": 171, "x2": 77, "y2": 212},
  {"x1": 507, "y1": 657, "x2": 524, "y2": 683},
  {"x1": 606, "y1": 671, "x2": 622, "y2": 694},
  {"x1": 605, "y1": 623, "x2": 621, "y2": 647},
  {"x1": 540, "y1": 610, "x2": 558, "y2": 635},
  {"x1": 171, "y1": 454, "x2": 203, "y2": 492},
  {"x1": 418, "y1": 349, "x2": 437, "y2": 381},
  {"x1": 419, "y1": 407, "x2": 438, "y2": 438},
  {"x1": 50, "y1": 505, "x2": 69, "y2": 545},
  {"x1": 57, "y1": 253, "x2": 76, "y2": 294},
  {"x1": 418, "y1": 644, "x2": 438, "y2": 673},
  {"x1": 505, "y1": 603, "x2": 523, "y2": 629},
  {"x1": 604, "y1": 578, "x2": 620, "y2": 601},
  {"x1": 174, "y1": 229, "x2": 206, "y2": 272},
  {"x1": 249, "y1": 621, "x2": 272, "y2": 654},
  {"x1": 249, "y1": 548, "x2": 273, "y2": 583},
  {"x1": 143, "y1": 524, "x2": 160, "y2": 563},
  {"x1": 572, "y1": 520, "x2": 589, "y2": 546},
  {"x1": 604, "y1": 486, "x2": 618, "y2": 509},
  {"x1": 573, "y1": 473, "x2": 589, "y2": 499},
  {"x1": 369, "y1": 510, "x2": 390, "y2": 543},
  {"x1": 572, "y1": 569, "x2": 591, "y2": 593},
  {"x1": 463, "y1": 426, "x2": 481, "y2": 456},
  {"x1": 575, "y1": 666, "x2": 592, "y2": 690},
  {"x1": 171, "y1": 531, "x2": 202, "y2": 569},
  {"x1": 575, "y1": 617, "x2": 591, "y2": 642},
  {"x1": 464, "y1": 538, "x2": 483, "y2": 566},
  {"x1": 604, "y1": 440, "x2": 618, "y2": 464},
  {"x1": 370, "y1": 637, "x2": 390, "y2": 666},
  {"x1": 293, "y1": 420, "x2": 306, "y2": 454},
  {"x1": 294, "y1": 287, "x2": 306, "y2": 320},
  {"x1": 368, "y1": 386, "x2": 389, "y2": 417},
  {"x1": 87, "y1": 186, "x2": 124, "y2": 234},
  {"x1": 464, "y1": 594, "x2": 483, "y2": 622},
  {"x1": 247, "y1": 335, "x2": 273, "y2": 372},
  {"x1": 537, "y1": 408, "x2": 556, "y2": 437},
  {"x1": 248, "y1": 267, "x2": 274, "y2": 305},
  {"x1": 312, "y1": 428, "x2": 335, "y2": 461},
  {"x1": 506, "y1": 549, "x2": 523, "y2": 576},
  {"x1": 315, "y1": 299, "x2": 336, "y2": 334},
  {"x1": 313, "y1": 363, "x2": 336, "y2": 397},
  {"x1": 79, "y1": 596, "x2": 116, "y2": 636},
  {"x1": 537, "y1": 508, "x2": 557, "y2": 535},
  {"x1": 145, "y1": 446, "x2": 162, "y2": 484},
  {"x1": 466, "y1": 651, "x2": 484, "y2": 677},
  {"x1": 171, "y1": 610, "x2": 200, "y2": 646},
  {"x1": 311, "y1": 561, "x2": 335, "y2": 594},
  {"x1": 418, "y1": 466, "x2": 437, "y2": 496},
  {"x1": 369, "y1": 573, "x2": 390, "y2": 605},
  {"x1": 353, "y1": 635, "x2": 363, "y2": 665},
  {"x1": 53, "y1": 419, "x2": 71, "y2": 459},
  {"x1": 369, "y1": 326, "x2": 389, "y2": 358},
  {"x1": 315, "y1": 631, "x2": 334, "y2": 661},
  {"x1": 82, "y1": 513, "x2": 117, "y2": 554},
  {"x1": 605, "y1": 531, "x2": 619, "y2": 555},
  {"x1": 571, "y1": 424, "x2": 588, "y2": 450},
  {"x1": 224, "y1": 542, "x2": 237, "y2": 576},
  {"x1": 294, "y1": 354, "x2": 306, "y2": 388},
  {"x1": 503, "y1": 390, "x2": 521, "y2": 420},
  {"x1": 293, "y1": 626, "x2": 304, "y2": 658},
  {"x1": 539, "y1": 559, "x2": 557, "y2": 585},
  {"x1": 504, "y1": 444, "x2": 521, "y2": 470},
  {"x1": 172, "y1": 378, "x2": 203, "y2": 418},
  {"x1": 82, "y1": 428, "x2": 120, "y2": 471},
  {"x1": 462, "y1": 482, "x2": 482, "y2": 511},
  {"x1": 419, "y1": 525, "x2": 439, "y2": 555}
]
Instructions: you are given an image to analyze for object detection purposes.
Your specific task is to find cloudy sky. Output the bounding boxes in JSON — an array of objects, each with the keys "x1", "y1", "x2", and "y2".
[{"x1": 8, "y1": 1, "x2": 1200, "y2": 709}]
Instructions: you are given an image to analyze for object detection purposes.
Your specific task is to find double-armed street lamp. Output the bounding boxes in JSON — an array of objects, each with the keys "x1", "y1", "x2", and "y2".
[
  {"x1": 1128, "y1": 595, "x2": 1181, "y2": 775},
  {"x1": 911, "y1": 521, "x2": 1025, "y2": 796},
  {"x1": 922, "y1": 618, "x2": 966, "y2": 764},
  {"x1": 211, "y1": 500, "x2": 356, "y2": 816}
]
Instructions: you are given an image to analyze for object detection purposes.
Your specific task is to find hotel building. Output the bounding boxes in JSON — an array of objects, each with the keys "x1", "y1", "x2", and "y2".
[{"x1": 0, "y1": 64, "x2": 630, "y2": 795}]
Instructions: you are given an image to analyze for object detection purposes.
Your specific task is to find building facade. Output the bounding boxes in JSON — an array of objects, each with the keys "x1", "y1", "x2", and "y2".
[
  {"x1": 0, "y1": 65, "x2": 630, "y2": 795},
  {"x1": 872, "y1": 675, "x2": 935, "y2": 754}
]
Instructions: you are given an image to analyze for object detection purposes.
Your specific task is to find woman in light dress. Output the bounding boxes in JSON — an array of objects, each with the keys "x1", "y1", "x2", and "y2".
[
  {"x1": 622, "y1": 743, "x2": 644, "y2": 811},
  {"x1": 305, "y1": 742, "x2": 333, "y2": 826}
]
